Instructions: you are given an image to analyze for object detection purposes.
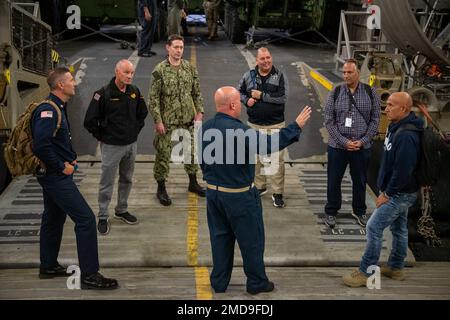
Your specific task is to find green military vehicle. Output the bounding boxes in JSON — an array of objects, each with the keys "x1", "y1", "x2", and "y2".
[
  {"x1": 223, "y1": 0, "x2": 336, "y2": 44},
  {"x1": 0, "y1": 0, "x2": 54, "y2": 192},
  {"x1": 37, "y1": 0, "x2": 205, "y2": 41}
]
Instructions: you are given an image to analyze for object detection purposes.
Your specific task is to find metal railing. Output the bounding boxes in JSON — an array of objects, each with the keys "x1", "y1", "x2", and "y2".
[{"x1": 11, "y1": 3, "x2": 52, "y2": 76}]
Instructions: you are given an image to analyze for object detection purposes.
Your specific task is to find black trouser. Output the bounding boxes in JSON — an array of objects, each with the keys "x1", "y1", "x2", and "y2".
[
  {"x1": 325, "y1": 146, "x2": 371, "y2": 216},
  {"x1": 38, "y1": 173, "x2": 99, "y2": 276},
  {"x1": 138, "y1": 14, "x2": 157, "y2": 55}
]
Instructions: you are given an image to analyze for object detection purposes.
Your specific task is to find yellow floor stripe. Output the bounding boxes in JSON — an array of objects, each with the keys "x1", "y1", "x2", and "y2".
[
  {"x1": 195, "y1": 267, "x2": 213, "y2": 300},
  {"x1": 190, "y1": 28, "x2": 197, "y2": 68},
  {"x1": 310, "y1": 69, "x2": 333, "y2": 91},
  {"x1": 188, "y1": 191, "x2": 213, "y2": 299},
  {"x1": 187, "y1": 192, "x2": 199, "y2": 266},
  {"x1": 187, "y1": 30, "x2": 212, "y2": 299}
]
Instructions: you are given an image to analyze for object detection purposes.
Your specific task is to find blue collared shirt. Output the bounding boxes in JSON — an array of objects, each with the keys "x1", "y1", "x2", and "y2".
[
  {"x1": 324, "y1": 83, "x2": 381, "y2": 149},
  {"x1": 199, "y1": 112, "x2": 301, "y2": 188}
]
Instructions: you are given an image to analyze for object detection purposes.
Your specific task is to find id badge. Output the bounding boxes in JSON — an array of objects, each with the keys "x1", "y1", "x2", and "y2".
[{"x1": 345, "y1": 117, "x2": 352, "y2": 128}]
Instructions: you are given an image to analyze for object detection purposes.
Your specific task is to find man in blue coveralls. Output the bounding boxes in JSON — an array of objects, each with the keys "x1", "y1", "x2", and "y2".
[
  {"x1": 199, "y1": 86, "x2": 311, "y2": 294},
  {"x1": 32, "y1": 67, "x2": 118, "y2": 289}
]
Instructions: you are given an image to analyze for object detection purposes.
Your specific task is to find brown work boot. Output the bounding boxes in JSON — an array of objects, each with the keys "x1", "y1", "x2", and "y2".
[
  {"x1": 381, "y1": 265, "x2": 406, "y2": 281},
  {"x1": 342, "y1": 269, "x2": 368, "y2": 288}
]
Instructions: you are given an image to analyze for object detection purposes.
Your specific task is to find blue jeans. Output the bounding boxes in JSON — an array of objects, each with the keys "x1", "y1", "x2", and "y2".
[
  {"x1": 359, "y1": 192, "x2": 418, "y2": 274},
  {"x1": 325, "y1": 146, "x2": 371, "y2": 216}
]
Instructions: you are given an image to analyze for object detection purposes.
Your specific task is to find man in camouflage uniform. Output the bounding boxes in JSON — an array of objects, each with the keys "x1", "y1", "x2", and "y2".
[
  {"x1": 149, "y1": 34, "x2": 205, "y2": 206},
  {"x1": 203, "y1": 0, "x2": 221, "y2": 40}
]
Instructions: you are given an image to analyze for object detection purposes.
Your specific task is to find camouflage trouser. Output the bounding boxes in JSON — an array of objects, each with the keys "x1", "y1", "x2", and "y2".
[
  {"x1": 168, "y1": 6, "x2": 182, "y2": 36},
  {"x1": 206, "y1": 7, "x2": 219, "y2": 38},
  {"x1": 153, "y1": 123, "x2": 198, "y2": 182}
]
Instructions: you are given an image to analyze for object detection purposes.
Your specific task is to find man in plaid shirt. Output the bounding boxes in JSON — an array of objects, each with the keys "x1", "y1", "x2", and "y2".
[{"x1": 323, "y1": 59, "x2": 381, "y2": 229}]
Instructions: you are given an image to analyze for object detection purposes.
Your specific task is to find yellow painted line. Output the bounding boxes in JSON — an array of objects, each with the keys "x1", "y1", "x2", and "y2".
[
  {"x1": 187, "y1": 190, "x2": 213, "y2": 300},
  {"x1": 187, "y1": 192, "x2": 199, "y2": 266},
  {"x1": 310, "y1": 69, "x2": 333, "y2": 91},
  {"x1": 190, "y1": 27, "x2": 197, "y2": 68},
  {"x1": 187, "y1": 30, "x2": 212, "y2": 300},
  {"x1": 195, "y1": 267, "x2": 213, "y2": 300}
]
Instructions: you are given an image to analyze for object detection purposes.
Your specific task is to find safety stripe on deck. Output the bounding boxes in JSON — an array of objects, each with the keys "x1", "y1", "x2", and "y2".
[
  {"x1": 0, "y1": 172, "x2": 85, "y2": 244},
  {"x1": 309, "y1": 69, "x2": 333, "y2": 91},
  {"x1": 187, "y1": 35, "x2": 212, "y2": 300},
  {"x1": 299, "y1": 168, "x2": 376, "y2": 244}
]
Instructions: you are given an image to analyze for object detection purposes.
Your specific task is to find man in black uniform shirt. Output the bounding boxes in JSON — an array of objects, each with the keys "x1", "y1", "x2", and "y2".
[{"x1": 32, "y1": 67, "x2": 118, "y2": 289}]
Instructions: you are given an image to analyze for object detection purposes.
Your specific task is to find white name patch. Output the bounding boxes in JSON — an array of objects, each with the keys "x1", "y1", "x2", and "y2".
[{"x1": 345, "y1": 117, "x2": 352, "y2": 128}]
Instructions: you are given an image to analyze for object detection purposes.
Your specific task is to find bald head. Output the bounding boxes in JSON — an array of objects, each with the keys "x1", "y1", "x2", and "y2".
[
  {"x1": 386, "y1": 91, "x2": 413, "y2": 123},
  {"x1": 394, "y1": 92, "x2": 413, "y2": 110},
  {"x1": 214, "y1": 86, "x2": 242, "y2": 118},
  {"x1": 115, "y1": 59, "x2": 134, "y2": 87},
  {"x1": 116, "y1": 59, "x2": 133, "y2": 71}
]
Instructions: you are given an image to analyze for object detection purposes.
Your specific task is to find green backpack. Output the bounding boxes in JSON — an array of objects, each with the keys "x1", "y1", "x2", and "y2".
[{"x1": 3, "y1": 100, "x2": 62, "y2": 177}]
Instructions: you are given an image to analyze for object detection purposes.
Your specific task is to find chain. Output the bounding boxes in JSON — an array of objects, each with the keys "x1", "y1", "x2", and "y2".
[{"x1": 417, "y1": 187, "x2": 442, "y2": 247}]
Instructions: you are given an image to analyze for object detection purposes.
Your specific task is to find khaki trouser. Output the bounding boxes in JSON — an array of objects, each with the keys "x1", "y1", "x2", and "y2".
[
  {"x1": 248, "y1": 121, "x2": 286, "y2": 194},
  {"x1": 206, "y1": 7, "x2": 219, "y2": 38}
]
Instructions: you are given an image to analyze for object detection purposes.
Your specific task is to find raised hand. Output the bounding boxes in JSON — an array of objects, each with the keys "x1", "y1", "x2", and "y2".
[{"x1": 295, "y1": 106, "x2": 312, "y2": 128}]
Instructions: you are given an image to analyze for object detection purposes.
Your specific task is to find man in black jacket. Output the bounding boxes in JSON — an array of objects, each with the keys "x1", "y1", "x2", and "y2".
[
  {"x1": 238, "y1": 47, "x2": 289, "y2": 208},
  {"x1": 84, "y1": 59, "x2": 148, "y2": 235}
]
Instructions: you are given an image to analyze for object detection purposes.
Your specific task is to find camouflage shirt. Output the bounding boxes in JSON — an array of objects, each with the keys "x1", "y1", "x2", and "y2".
[{"x1": 149, "y1": 59, "x2": 204, "y2": 125}]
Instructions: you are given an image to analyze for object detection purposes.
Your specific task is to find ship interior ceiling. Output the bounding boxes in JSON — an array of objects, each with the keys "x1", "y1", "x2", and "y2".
[{"x1": 0, "y1": 0, "x2": 450, "y2": 299}]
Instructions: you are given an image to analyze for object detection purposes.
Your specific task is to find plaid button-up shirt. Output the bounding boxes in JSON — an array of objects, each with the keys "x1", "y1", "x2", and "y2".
[{"x1": 324, "y1": 83, "x2": 381, "y2": 149}]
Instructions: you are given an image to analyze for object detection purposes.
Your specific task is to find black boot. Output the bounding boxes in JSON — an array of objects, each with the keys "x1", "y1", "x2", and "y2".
[
  {"x1": 157, "y1": 180, "x2": 172, "y2": 206},
  {"x1": 188, "y1": 174, "x2": 206, "y2": 197}
]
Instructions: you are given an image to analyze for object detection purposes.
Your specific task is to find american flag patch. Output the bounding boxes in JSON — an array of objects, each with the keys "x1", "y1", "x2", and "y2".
[
  {"x1": 94, "y1": 93, "x2": 101, "y2": 101},
  {"x1": 40, "y1": 111, "x2": 53, "y2": 118}
]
